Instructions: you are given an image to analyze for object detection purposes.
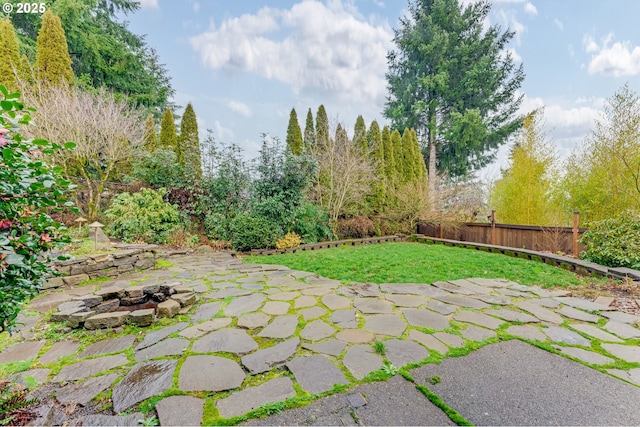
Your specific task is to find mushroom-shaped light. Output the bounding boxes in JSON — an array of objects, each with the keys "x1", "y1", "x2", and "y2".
[
  {"x1": 88, "y1": 221, "x2": 105, "y2": 249},
  {"x1": 74, "y1": 217, "x2": 88, "y2": 228}
]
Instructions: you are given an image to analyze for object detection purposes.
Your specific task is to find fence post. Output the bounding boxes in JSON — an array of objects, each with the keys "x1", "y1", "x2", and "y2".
[
  {"x1": 490, "y1": 210, "x2": 496, "y2": 246},
  {"x1": 439, "y1": 223, "x2": 443, "y2": 239},
  {"x1": 573, "y1": 211, "x2": 579, "y2": 257}
]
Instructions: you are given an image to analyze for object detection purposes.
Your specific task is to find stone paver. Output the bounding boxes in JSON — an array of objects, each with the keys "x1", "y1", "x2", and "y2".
[
  {"x1": 0, "y1": 341, "x2": 45, "y2": 364},
  {"x1": 569, "y1": 323, "x2": 624, "y2": 343},
  {"x1": 54, "y1": 354, "x2": 129, "y2": 382},
  {"x1": 258, "y1": 315, "x2": 299, "y2": 339},
  {"x1": 433, "y1": 294, "x2": 489, "y2": 310},
  {"x1": 302, "y1": 340, "x2": 346, "y2": 356},
  {"x1": 179, "y1": 355, "x2": 246, "y2": 392},
  {"x1": 343, "y1": 345, "x2": 383, "y2": 380},
  {"x1": 603, "y1": 320, "x2": 640, "y2": 339},
  {"x1": 321, "y1": 294, "x2": 351, "y2": 310},
  {"x1": 433, "y1": 332, "x2": 465, "y2": 348},
  {"x1": 505, "y1": 324, "x2": 548, "y2": 341},
  {"x1": 554, "y1": 296, "x2": 614, "y2": 312},
  {"x1": 385, "y1": 294, "x2": 427, "y2": 307},
  {"x1": 135, "y1": 338, "x2": 189, "y2": 361},
  {"x1": 39, "y1": 341, "x2": 79, "y2": 364},
  {"x1": 384, "y1": 339, "x2": 430, "y2": 367},
  {"x1": 554, "y1": 346, "x2": 614, "y2": 365},
  {"x1": 135, "y1": 322, "x2": 188, "y2": 350},
  {"x1": 601, "y1": 344, "x2": 640, "y2": 363},
  {"x1": 237, "y1": 312, "x2": 271, "y2": 329},
  {"x1": 262, "y1": 301, "x2": 291, "y2": 315},
  {"x1": 542, "y1": 326, "x2": 591, "y2": 346},
  {"x1": 558, "y1": 306, "x2": 600, "y2": 323},
  {"x1": 364, "y1": 314, "x2": 406, "y2": 336},
  {"x1": 300, "y1": 320, "x2": 336, "y2": 341},
  {"x1": 485, "y1": 308, "x2": 539, "y2": 323},
  {"x1": 286, "y1": 355, "x2": 349, "y2": 394},
  {"x1": 294, "y1": 295, "x2": 317, "y2": 309},
  {"x1": 329, "y1": 309, "x2": 357, "y2": 328},
  {"x1": 427, "y1": 299, "x2": 457, "y2": 315},
  {"x1": 409, "y1": 330, "x2": 449, "y2": 354},
  {"x1": 336, "y1": 328, "x2": 375, "y2": 343},
  {"x1": 217, "y1": 377, "x2": 296, "y2": 419},
  {"x1": 453, "y1": 311, "x2": 504, "y2": 330},
  {"x1": 515, "y1": 301, "x2": 564, "y2": 324},
  {"x1": 192, "y1": 328, "x2": 258, "y2": 354},
  {"x1": 112, "y1": 359, "x2": 178, "y2": 413},
  {"x1": 180, "y1": 318, "x2": 232, "y2": 339},
  {"x1": 460, "y1": 325, "x2": 496, "y2": 341},
  {"x1": 156, "y1": 396, "x2": 204, "y2": 426},
  {"x1": 79, "y1": 335, "x2": 136, "y2": 358},
  {"x1": 55, "y1": 373, "x2": 119, "y2": 406},
  {"x1": 403, "y1": 309, "x2": 450, "y2": 330},
  {"x1": 241, "y1": 337, "x2": 300, "y2": 374},
  {"x1": 224, "y1": 294, "x2": 265, "y2": 317},
  {"x1": 191, "y1": 302, "x2": 222, "y2": 322},
  {"x1": 354, "y1": 297, "x2": 393, "y2": 314}
]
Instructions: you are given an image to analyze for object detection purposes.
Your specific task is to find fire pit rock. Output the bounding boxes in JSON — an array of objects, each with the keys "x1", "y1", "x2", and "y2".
[{"x1": 50, "y1": 281, "x2": 196, "y2": 329}]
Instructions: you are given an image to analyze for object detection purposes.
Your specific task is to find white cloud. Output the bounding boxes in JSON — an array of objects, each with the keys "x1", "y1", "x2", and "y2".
[
  {"x1": 214, "y1": 120, "x2": 234, "y2": 141},
  {"x1": 139, "y1": 0, "x2": 158, "y2": 9},
  {"x1": 524, "y1": 2, "x2": 537, "y2": 16},
  {"x1": 190, "y1": 1, "x2": 393, "y2": 105},
  {"x1": 193, "y1": 2, "x2": 200, "y2": 13},
  {"x1": 228, "y1": 100, "x2": 253, "y2": 117},
  {"x1": 553, "y1": 18, "x2": 564, "y2": 31},
  {"x1": 497, "y1": 10, "x2": 525, "y2": 45},
  {"x1": 585, "y1": 34, "x2": 640, "y2": 77}
]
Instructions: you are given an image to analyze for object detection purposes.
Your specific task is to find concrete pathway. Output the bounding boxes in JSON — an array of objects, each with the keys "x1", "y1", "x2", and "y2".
[{"x1": 1, "y1": 251, "x2": 639, "y2": 425}]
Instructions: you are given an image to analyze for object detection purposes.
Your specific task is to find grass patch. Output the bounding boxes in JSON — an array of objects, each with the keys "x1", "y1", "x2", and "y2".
[
  {"x1": 64, "y1": 239, "x2": 115, "y2": 257},
  {"x1": 246, "y1": 242, "x2": 608, "y2": 289},
  {"x1": 155, "y1": 259, "x2": 174, "y2": 269}
]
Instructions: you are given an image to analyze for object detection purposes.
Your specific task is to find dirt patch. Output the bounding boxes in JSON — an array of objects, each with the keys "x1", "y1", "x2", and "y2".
[{"x1": 564, "y1": 279, "x2": 640, "y2": 316}]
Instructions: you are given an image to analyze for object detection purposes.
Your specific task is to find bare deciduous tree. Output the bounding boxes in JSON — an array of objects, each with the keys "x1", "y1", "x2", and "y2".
[
  {"x1": 21, "y1": 83, "x2": 144, "y2": 219},
  {"x1": 308, "y1": 123, "x2": 375, "y2": 233}
]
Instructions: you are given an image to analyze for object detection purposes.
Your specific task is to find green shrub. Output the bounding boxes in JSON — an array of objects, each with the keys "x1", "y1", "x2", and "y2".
[
  {"x1": 104, "y1": 188, "x2": 183, "y2": 244},
  {"x1": 292, "y1": 203, "x2": 331, "y2": 243},
  {"x1": 126, "y1": 148, "x2": 186, "y2": 188},
  {"x1": 0, "y1": 85, "x2": 75, "y2": 334},
  {"x1": 580, "y1": 214, "x2": 640, "y2": 268},
  {"x1": 204, "y1": 212, "x2": 232, "y2": 241},
  {"x1": 229, "y1": 211, "x2": 282, "y2": 251}
]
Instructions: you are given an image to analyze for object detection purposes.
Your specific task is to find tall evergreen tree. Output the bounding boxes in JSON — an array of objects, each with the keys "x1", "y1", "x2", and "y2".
[
  {"x1": 382, "y1": 125, "x2": 395, "y2": 183},
  {"x1": 401, "y1": 129, "x2": 416, "y2": 182},
  {"x1": 18, "y1": 54, "x2": 34, "y2": 86},
  {"x1": 411, "y1": 129, "x2": 428, "y2": 180},
  {"x1": 353, "y1": 115, "x2": 368, "y2": 153},
  {"x1": 286, "y1": 108, "x2": 304, "y2": 155},
  {"x1": 180, "y1": 102, "x2": 202, "y2": 179},
  {"x1": 159, "y1": 108, "x2": 178, "y2": 155},
  {"x1": 0, "y1": 19, "x2": 20, "y2": 91},
  {"x1": 367, "y1": 120, "x2": 386, "y2": 211},
  {"x1": 316, "y1": 104, "x2": 330, "y2": 148},
  {"x1": 143, "y1": 114, "x2": 158, "y2": 152},
  {"x1": 35, "y1": 11, "x2": 74, "y2": 86},
  {"x1": 391, "y1": 129, "x2": 404, "y2": 183},
  {"x1": 385, "y1": 0, "x2": 524, "y2": 201},
  {"x1": 304, "y1": 108, "x2": 315, "y2": 148}
]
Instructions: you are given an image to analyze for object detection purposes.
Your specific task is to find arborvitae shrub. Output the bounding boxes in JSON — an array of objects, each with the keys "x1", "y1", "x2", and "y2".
[{"x1": 276, "y1": 232, "x2": 302, "y2": 249}]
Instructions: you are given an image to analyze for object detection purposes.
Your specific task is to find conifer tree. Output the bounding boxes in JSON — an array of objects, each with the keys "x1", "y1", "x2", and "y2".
[
  {"x1": 143, "y1": 114, "x2": 157, "y2": 152},
  {"x1": 0, "y1": 19, "x2": 20, "y2": 91},
  {"x1": 391, "y1": 129, "x2": 404, "y2": 183},
  {"x1": 159, "y1": 108, "x2": 178, "y2": 155},
  {"x1": 35, "y1": 11, "x2": 74, "y2": 86},
  {"x1": 304, "y1": 108, "x2": 315, "y2": 148},
  {"x1": 367, "y1": 120, "x2": 386, "y2": 211},
  {"x1": 180, "y1": 102, "x2": 202, "y2": 179},
  {"x1": 353, "y1": 115, "x2": 368, "y2": 153},
  {"x1": 411, "y1": 129, "x2": 427, "y2": 180},
  {"x1": 286, "y1": 108, "x2": 303, "y2": 155},
  {"x1": 316, "y1": 105, "x2": 330, "y2": 148},
  {"x1": 382, "y1": 125, "x2": 395, "y2": 183},
  {"x1": 18, "y1": 54, "x2": 34, "y2": 86},
  {"x1": 402, "y1": 129, "x2": 416, "y2": 182}
]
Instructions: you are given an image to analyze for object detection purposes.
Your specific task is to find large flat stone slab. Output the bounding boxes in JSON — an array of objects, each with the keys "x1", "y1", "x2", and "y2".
[
  {"x1": 409, "y1": 330, "x2": 449, "y2": 354},
  {"x1": 555, "y1": 346, "x2": 614, "y2": 365},
  {"x1": 224, "y1": 294, "x2": 265, "y2": 317},
  {"x1": 112, "y1": 359, "x2": 178, "y2": 413},
  {"x1": 336, "y1": 329, "x2": 375, "y2": 343},
  {"x1": 603, "y1": 321, "x2": 640, "y2": 339},
  {"x1": 558, "y1": 306, "x2": 600, "y2": 323},
  {"x1": 403, "y1": 309, "x2": 449, "y2": 330},
  {"x1": 433, "y1": 294, "x2": 489, "y2": 310},
  {"x1": 237, "y1": 312, "x2": 271, "y2": 329},
  {"x1": 54, "y1": 354, "x2": 129, "y2": 382},
  {"x1": 554, "y1": 297, "x2": 613, "y2": 312},
  {"x1": 505, "y1": 325, "x2": 547, "y2": 342},
  {"x1": 454, "y1": 311, "x2": 504, "y2": 330},
  {"x1": 156, "y1": 396, "x2": 204, "y2": 426},
  {"x1": 364, "y1": 314, "x2": 407, "y2": 336},
  {"x1": 217, "y1": 377, "x2": 296, "y2": 419},
  {"x1": 343, "y1": 345, "x2": 383, "y2": 380},
  {"x1": 601, "y1": 344, "x2": 640, "y2": 363},
  {"x1": 286, "y1": 355, "x2": 348, "y2": 394},
  {"x1": 485, "y1": 309, "x2": 539, "y2": 323},
  {"x1": 354, "y1": 297, "x2": 393, "y2": 314},
  {"x1": 302, "y1": 340, "x2": 346, "y2": 356},
  {"x1": 569, "y1": 323, "x2": 624, "y2": 343},
  {"x1": 411, "y1": 340, "x2": 640, "y2": 426},
  {"x1": 192, "y1": 328, "x2": 258, "y2": 354},
  {"x1": 384, "y1": 294, "x2": 427, "y2": 308},
  {"x1": 56, "y1": 373, "x2": 119, "y2": 406},
  {"x1": 79, "y1": 335, "x2": 136, "y2": 358},
  {"x1": 542, "y1": 326, "x2": 591, "y2": 346},
  {"x1": 299, "y1": 306, "x2": 327, "y2": 321},
  {"x1": 241, "y1": 337, "x2": 300, "y2": 374},
  {"x1": 329, "y1": 309, "x2": 357, "y2": 328},
  {"x1": 300, "y1": 320, "x2": 336, "y2": 341},
  {"x1": 460, "y1": 325, "x2": 496, "y2": 342},
  {"x1": 179, "y1": 355, "x2": 246, "y2": 392},
  {"x1": 258, "y1": 315, "x2": 298, "y2": 339},
  {"x1": 191, "y1": 301, "x2": 222, "y2": 322},
  {"x1": 135, "y1": 338, "x2": 190, "y2": 361},
  {"x1": 384, "y1": 339, "x2": 429, "y2": 367},
  {"x1": 136, "y1": 322, "x2": 189, "y2": 350},
  {"x1": 515, "y1": 301, "x2": 563, "y2": 324},
  {"x1": 38, "y1": 341, "x2": 79, "y2": 365},
  {"x1": 321, "y1": 294, "x2": 351, "y2": 310},
  {"x1": 427, "y1": 300, "x2": 457, "y2": 315},
  {"x1": 0, "y1": 341, "x2": 45, "y2": 364}
]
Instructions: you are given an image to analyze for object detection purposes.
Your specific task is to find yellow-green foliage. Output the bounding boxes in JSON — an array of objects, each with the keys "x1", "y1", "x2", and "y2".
[
  {"x1": 0, "y1": 19, "x2": 20, "y2": 92},
  {"x1": 144, "y1": 114, "x2": 158, "y2": 152},
  {"x1": 159, "y1": 108, "x2": 178, "y2": 154},
  {"x1": 35, "y1": 11, "x2": 75, "y2": 86},
  {"x1": 489, "y1": 109, "x2": 559, "y2": 225},
  {"x1": 180, "y1": 102, "x2": 202, "y2": 179},
  {"x1": 560, "y1": 84, "x2": 640, "y2": 224},
  {"x1": 276, "y1": 232, "x2": 302, "y2": 249}
]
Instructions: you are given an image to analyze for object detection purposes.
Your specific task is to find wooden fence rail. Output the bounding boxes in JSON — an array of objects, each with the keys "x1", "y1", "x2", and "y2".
[{"x1": 417, "y1": 217, "x2": 587, "y2": 256}]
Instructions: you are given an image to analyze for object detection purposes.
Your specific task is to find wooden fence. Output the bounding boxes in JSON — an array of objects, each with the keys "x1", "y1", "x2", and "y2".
[{"x1": 417, "y1": 215, "x2": 587, "y2": 256}]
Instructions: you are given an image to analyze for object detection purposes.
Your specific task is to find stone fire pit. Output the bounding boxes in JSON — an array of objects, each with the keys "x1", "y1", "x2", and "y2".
[{"x1": 50, "y1": 281, "x2": 196, "y2": 330}]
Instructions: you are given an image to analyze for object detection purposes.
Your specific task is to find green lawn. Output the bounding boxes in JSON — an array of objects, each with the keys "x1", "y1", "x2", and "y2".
[{"x1": 245, "y1": 242, "x2": 608, "y2": 288}]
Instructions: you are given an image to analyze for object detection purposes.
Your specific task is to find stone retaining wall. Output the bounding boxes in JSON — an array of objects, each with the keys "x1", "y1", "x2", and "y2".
[
  {"x1": 44, "y1": 245, "x2": 161, "y2": 289},
  {"x1": 411, "y1": 234, "x2": 640, "y2": 280},
  {"x1": 248, "y1": 235, "x2": 408, "y2": 256}
]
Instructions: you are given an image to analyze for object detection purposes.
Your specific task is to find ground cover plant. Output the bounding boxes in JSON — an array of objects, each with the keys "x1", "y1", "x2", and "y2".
[{"x1": 246, "y1": 242, "x2": 608, "y2": 288}]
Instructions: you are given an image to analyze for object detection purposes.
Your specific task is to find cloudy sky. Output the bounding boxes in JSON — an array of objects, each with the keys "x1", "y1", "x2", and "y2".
[{"x1": 127, "y1": 0, "x2": 640, "y2": 178}]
